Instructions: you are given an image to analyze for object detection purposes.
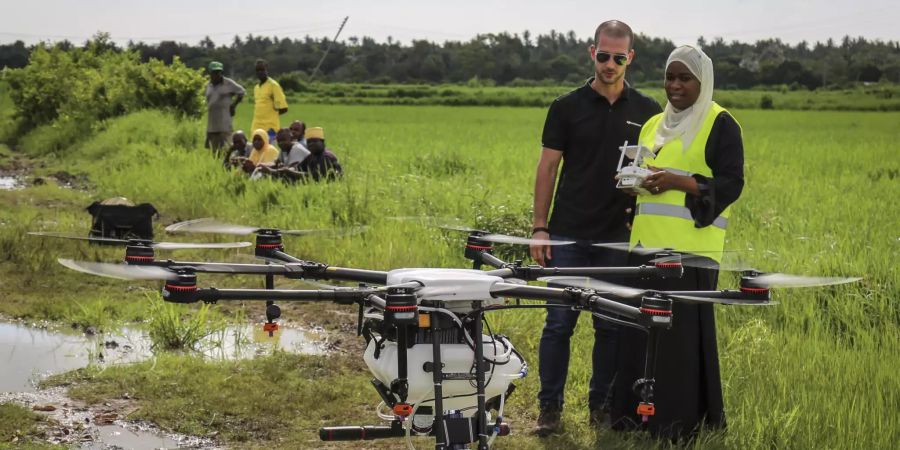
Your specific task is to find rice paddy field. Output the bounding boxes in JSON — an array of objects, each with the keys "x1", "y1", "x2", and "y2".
[{"x1": 0, "y1": 95, "x2": 898, "y2": 449}]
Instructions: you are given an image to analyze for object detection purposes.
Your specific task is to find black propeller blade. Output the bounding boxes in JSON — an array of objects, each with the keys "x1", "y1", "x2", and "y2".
[
  {"x1": 165, "y1": 218, "x2": 367, "y2": 237},
  {"x1": 29, "y1": 231, "x2": 251, "y2": 250},
  {"x1": 58, "y1": 258, "x2": 179, "y2": 280}
]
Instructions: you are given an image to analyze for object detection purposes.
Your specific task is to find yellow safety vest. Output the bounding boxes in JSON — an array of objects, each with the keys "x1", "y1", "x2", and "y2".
[{"x1": 630, "y1": 102, "x2": 738, "y2": 262}]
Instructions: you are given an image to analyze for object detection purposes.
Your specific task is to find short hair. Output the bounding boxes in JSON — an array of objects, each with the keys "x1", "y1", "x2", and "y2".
[
  {"x1": 594, "y1": 20, "x2": 634, "y2": 50},
  {"x1": 276, "y1": 128, "x2": 292, "y2": 139},
  {"x1": 255, "y1": 58, "x2": 267, "y2": 67}
]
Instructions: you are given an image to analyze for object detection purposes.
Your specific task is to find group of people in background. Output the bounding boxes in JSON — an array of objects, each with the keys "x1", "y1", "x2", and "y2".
[{"x1": 203, "y1": 58, "x2": 342, "y2": 182}]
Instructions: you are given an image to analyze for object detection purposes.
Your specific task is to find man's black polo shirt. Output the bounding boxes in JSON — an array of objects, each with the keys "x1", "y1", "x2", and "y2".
[{"x1": 541, "y1": 79, "x2": 662, "y2": 241}]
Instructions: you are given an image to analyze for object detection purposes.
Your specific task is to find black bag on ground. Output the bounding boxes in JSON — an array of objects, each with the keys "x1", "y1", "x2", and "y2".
[{"x1": 86, "y1": 200, "x2": 158, "y2": 241}]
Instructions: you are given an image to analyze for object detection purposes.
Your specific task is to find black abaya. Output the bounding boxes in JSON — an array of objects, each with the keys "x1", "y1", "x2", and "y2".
[{"x1": 609, "y1": 257, "x2": 725, "y2": 440}]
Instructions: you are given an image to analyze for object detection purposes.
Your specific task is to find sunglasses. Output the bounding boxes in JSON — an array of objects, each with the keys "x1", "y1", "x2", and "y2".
[{"x1": 595, "y1": 51, "x2": 629, "y2": 66}]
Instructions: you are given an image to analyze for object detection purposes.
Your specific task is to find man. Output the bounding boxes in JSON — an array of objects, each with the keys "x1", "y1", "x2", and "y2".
[
  {"x1": 204, "y1": 61, "x2": 245, "y2": 155},
  {"x1": 289, "y1": 120, "x2": 307, "y2": 147},
  {"x1": 256, "y1": 128, "x2": 310, "y2": 181},
  {"x1": 529, "y1": 20, "x2": 662, "y2": 437},
  {"x1": 250, "y1": 59, "x2": 288, "y2": 142},
  {"x1": 224, "y1": 131, "x2": 253, "y2": 169},
  {"x1": 299, "y1": 127, "x2": 342, "y2": 182}
]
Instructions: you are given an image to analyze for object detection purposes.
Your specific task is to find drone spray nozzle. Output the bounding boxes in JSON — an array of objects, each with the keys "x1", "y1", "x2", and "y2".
[
  {"x1": 162, "y1": 270, "x2": 198, "y2": 303},
  {"x1": 124, "y1": 242, "x2": 155, "y2": 265},
  {"x1": 638, "y1": 295, "x2": 673, "y2": 329},
  {"x1": 254, "y1": 229, "x2": 284, "y2": 257}
]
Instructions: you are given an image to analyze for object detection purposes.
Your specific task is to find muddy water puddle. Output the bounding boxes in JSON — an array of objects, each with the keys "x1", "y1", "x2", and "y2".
[{"x1": 1, "y1": 321, "x2": 325, "y2": 448}]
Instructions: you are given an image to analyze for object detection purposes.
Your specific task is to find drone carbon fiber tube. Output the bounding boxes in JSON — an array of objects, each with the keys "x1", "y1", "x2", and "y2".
[
  {"x1": 489, "y1": 283, "x2": 641, "y2": 319},
  {"x1": 195, "y1": 287, "x2": 376, "y2": 303}
]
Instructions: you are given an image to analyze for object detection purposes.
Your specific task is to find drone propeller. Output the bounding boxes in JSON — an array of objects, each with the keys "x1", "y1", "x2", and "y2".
[
  {"x1": 676, "y1": 255, "x2": 862, "y2": 288},
  {"x1": 742, "y1": 273, "x2": 862, "y2": 289},
  {"x1": 664, "y1": 294, "x2": 775, "y2": 306},
  {"x1": 58, "y1": 258, "x2": 178, "y2": 280},
  {"x1": 28, "y1": 231, "x2": 251, "y2": 250},
  {"x1": 592, "y1": 241, "x2": 744, "y2": 258},
  {"x1": 165, "y1": 218, "x2": 367, "y2": 237},
  {"x1": 389, "y1": 216, "x2": 574, "y2": 246}
]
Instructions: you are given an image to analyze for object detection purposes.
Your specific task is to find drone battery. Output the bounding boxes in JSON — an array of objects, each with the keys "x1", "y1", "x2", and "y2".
[{"x1": 385, "y1": 288, "x2": 418, "y2": 326}]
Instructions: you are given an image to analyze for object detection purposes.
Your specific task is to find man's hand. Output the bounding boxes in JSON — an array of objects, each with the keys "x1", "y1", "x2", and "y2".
[
  {"x1": 529, "y1": 230, "x2": 552, "y2": 267},
  {"x1": 241, "y1": 159, "x2": 256, "y2": 173}
]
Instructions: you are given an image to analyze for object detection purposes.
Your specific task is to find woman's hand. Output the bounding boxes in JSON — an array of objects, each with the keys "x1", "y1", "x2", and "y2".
[{"x1": 642, "y1": 166, "x2": 700, "y2": 196}]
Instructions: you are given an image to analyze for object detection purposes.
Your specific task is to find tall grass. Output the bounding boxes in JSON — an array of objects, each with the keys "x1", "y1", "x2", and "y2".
[
  {"x1": 145, "y1": 293, "x2": 227, "y2": 351},
  {"x1": 3, "y1": 101, "x2": 898, "y2": 448}
]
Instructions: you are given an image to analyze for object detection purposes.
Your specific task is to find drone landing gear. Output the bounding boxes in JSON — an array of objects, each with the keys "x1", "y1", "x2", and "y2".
[{"x1": 633, "y1": 295, "x2": 672, "y2": 425}]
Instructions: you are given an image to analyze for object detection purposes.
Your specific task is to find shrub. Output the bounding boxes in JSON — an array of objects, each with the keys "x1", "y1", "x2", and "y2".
[
  {"x1": 760, "y1": 95, "x2": 775, "y2": 109},
  {"x1": 3, "y1": 37, "x2": 205, "y2": 136}
]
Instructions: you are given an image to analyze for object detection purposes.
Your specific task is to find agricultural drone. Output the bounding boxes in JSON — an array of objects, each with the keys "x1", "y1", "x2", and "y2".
[{"x1": 33, "y1": 218, "x2": 860, "y2": 450}]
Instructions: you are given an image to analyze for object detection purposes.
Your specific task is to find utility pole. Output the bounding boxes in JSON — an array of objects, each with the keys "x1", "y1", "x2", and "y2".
[{"x1": 310, "y1": 16, "x2": 348, "y2": 81}]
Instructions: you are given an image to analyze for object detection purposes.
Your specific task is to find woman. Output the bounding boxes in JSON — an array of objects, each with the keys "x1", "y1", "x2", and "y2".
[{"x1": 609, "y1": 45, "x2": 744, "y2": 441}]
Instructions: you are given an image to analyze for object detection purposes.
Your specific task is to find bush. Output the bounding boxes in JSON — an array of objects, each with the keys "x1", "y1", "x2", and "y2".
[
  {"x1": 760, "y1": 95, "x2": 775, "y2": 109},
  {"x1": 3, "y1": 36, "x2": 205, "y2": 136}
]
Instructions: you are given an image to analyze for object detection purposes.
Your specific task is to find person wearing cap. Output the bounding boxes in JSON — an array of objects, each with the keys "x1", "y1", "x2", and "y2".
[
  {"x1": 204, "y1": 61, "x2": 245, "y2": 155},
  {"x1": 298, "y1": 127, "x2": 342, "y2": 182},
  {"x1": 250, "y1": 59, "x2": 289, "y2": 142}
]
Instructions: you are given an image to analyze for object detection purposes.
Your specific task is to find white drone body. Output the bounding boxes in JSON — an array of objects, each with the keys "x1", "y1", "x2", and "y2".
[
  {"x1": 364, "y1": 269, "x2": 527, "y2": 419},
  {"x1": 615, "y1": 141, "x2": 657, "y2": 195}
]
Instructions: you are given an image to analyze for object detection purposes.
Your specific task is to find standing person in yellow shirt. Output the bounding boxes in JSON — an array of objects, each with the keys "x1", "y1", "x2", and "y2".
[{"x1": 250, "y1": 59, "x2": 288, "y2": 142}]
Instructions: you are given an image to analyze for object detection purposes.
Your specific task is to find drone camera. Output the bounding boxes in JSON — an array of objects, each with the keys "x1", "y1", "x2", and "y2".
[
  {"x1": 124, "y1": 242, "x2": 155, "y2": 265},
  {"x1": 638, "y1": 296, "x2": 673, "y2": 329},
  {"x1": 254, "y1": 229, "x2": 284, "y2": 258},
  {"x1": 162, "y1": 271, "x2": 198, "y2": 303}
]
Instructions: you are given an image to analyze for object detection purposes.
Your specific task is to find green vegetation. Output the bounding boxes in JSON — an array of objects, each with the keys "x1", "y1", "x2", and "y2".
[
  {"x1": 277, "y1": 82, "x2": 900, "y2": 111},
  {"x1": 0, "y1": 403, "x2": 58, "y2": 449},
  {"x1": 4, "y1": 31, "x2": 898, "y2": 89},
  {"x1": 1, "y1": 76, "x2": 898, "y2": 448}
]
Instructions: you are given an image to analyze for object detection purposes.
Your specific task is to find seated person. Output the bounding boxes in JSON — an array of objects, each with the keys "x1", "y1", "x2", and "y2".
[
  {"x1": 224, "y1": 131, "x2": 253, "y2": 169},
  {"x1": 236, "y1": 129, "x2": 279, "y2": 175},
  {"x1": 299, "y1": 127, "x2": 343, "y2": 182},
  {"x1": 290, "y1": 120, "x2": 307, "y2": 147},
  {"x1": 256, "y1": 128, "x2": 310, "y2": 181}
]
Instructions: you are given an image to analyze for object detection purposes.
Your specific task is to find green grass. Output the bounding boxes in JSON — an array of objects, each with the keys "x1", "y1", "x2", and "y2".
[
  {"x1": 273, "y1": 82, "x2": 900, "y2": 111},
  {"x1": 0, "y1": 403, "x2": 59, "y2": 449},
  {"x1": 1, "y1": 99, "x2": 898, "y2": 449}
]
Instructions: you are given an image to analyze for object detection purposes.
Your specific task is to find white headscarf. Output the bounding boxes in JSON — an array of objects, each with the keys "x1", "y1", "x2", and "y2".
[{"x1": 655, "y1": 45, "x2": 714, "y2": 152}]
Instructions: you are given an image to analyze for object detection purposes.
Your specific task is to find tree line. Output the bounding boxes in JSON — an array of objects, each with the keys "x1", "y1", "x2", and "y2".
[{"x1": 1, "y1": 31, "x2": 898, "y2": 89}]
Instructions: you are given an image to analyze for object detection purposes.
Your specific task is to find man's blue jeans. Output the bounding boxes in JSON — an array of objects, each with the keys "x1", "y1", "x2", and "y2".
[{"x1": 538, "y1": 236, "x2": 628, "y2": 412}]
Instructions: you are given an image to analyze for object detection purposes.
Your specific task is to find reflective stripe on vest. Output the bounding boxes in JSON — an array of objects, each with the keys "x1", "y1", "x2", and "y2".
[{"x1": 636, "y1": 202, "x2": 728, "y2": 230}]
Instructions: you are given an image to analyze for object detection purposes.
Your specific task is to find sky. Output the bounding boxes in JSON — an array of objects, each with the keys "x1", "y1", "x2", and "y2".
[{"x1": 1, "y1": 0, "x2": 897, "y2": 47}]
